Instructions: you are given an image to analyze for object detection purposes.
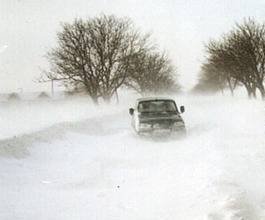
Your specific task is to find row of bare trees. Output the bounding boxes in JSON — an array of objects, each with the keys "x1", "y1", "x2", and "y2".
[
  {"x1": 41, "y1": 15, "x2": 179, "y2": 104},
  {"x1": 194, "y1": 18, "x2": 265, "y2": 99}
]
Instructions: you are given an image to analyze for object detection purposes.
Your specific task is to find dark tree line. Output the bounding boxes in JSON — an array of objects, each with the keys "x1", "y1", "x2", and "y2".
[
  {"x1": 194, "y1": 18, "x2": 265, "y2": 99},
  {"x1": 41, "y1": 15, "x2": 179, "y2": 104}
]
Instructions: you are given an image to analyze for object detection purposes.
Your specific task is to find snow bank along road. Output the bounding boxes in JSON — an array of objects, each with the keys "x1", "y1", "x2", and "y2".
[{"x1": 1, "y1": 95, "x2": 265, "y2": 220}]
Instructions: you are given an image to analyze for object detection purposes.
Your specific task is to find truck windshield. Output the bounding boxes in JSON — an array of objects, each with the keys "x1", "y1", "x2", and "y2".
[{"x1": 138, "y1": 100, "x2": 177, "y2": 113}]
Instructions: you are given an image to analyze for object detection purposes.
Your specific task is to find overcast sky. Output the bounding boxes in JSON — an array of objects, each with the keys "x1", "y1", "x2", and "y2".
[{"x1": 0, "y1": 0, "x2": 265, "y2": 93}]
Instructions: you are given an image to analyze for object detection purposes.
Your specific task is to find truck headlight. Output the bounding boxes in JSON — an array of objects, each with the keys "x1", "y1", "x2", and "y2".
[{"x1": 139, "y1": 123, "x2": 151, "y2": 129}]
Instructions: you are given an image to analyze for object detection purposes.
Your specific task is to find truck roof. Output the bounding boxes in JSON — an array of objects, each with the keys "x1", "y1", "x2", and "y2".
[{"x1": 136, "y1": 97, "x2": 175, "y2": 102}]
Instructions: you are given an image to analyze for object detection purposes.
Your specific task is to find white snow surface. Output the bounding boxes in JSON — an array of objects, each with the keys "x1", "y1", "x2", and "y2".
[{"x1": 1, "y1": 94, "x2": 265, "y2": 220}]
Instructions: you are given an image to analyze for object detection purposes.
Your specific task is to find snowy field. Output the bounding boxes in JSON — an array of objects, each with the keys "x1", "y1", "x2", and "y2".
[{"x1": 1, "y1": 94, "x2": 265, "y2": 220}]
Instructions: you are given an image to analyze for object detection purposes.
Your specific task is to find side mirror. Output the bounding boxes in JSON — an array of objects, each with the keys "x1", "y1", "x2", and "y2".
[
  {"x1": 180, "y1": 106, "x2": 185, "y2": 113},
  {"x1": 129, "y1": 108, "x2": 134, "y2": 115}
]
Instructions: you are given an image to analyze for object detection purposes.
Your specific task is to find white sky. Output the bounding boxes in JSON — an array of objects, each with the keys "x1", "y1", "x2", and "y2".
[{"x1": 0, "y1": 0, "x2": 264, "y2": 93}]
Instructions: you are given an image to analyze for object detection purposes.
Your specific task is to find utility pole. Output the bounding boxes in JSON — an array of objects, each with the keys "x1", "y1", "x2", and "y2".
[{"x1": 51, "y1": 79, "x2": 54, "y2": 97}]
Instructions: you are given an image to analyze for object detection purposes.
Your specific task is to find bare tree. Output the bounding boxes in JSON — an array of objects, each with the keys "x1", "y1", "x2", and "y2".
[
  {"x1": 125, "y1": 51, "x2": 180, "y2": 95},
  {"x1": 235, "y1": 19, "x2": 265, "y2": 98},
  {"x1": 193, "y1": 62, "x2": 229, "y2": 94},
  {"x1": 197, "y1": 18, "x2": 265, "y2": 99},
  {"x1": 205, "y1": 40, "x2": 239, "y2": 95},
  {"x1": 42, "y1": 15, "x2": 148, "y2": 104}
]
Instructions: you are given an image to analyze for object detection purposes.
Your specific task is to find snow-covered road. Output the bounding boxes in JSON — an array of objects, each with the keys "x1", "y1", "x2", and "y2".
[{"x1": 1, "y1": 95, "x2": 265, "y2": 220}]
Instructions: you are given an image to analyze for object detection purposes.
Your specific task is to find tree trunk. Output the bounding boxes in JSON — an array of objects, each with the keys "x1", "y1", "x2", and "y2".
[
  {"x1": 91, "y1": 96, "x2": 99, "y2": 105},
  {"x1": 245, "y1": 85, "x2": 252, "y2": 99},
  {"x1": 102, "y1": 94, "x2": 112, "y2": 103},
  {"x1": 247, "y1": 91, "x2": 252, "y2": 99},
  {"x1": 227, "y1": 79, "x2": 234, "y2": 96},
  {"x1": 230, "y1": 88, "x2": 234, "y2": 97},
  {"x1": 221, "y1": 88, "x2": 224, "y2": 95},
  {"x1": 115, "y1": 90, "x2": 119, "y2": 104},
  {"x1": 252, "y1": 88, "x2": 257, "y2": 99},
  {"x1": 257, "y1": 85, "x2": 265, "y2": 100}
]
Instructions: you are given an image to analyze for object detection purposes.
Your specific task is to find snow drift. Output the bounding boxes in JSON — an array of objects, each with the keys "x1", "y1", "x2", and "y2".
[{"x1": 0, "y1": 94, "x2": 265, "y2": 220}]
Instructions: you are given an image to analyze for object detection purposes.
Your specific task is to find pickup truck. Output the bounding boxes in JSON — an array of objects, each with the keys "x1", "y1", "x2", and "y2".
[{"x1": 129, "y1": 97, "x2": 186, "y2": 135}]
